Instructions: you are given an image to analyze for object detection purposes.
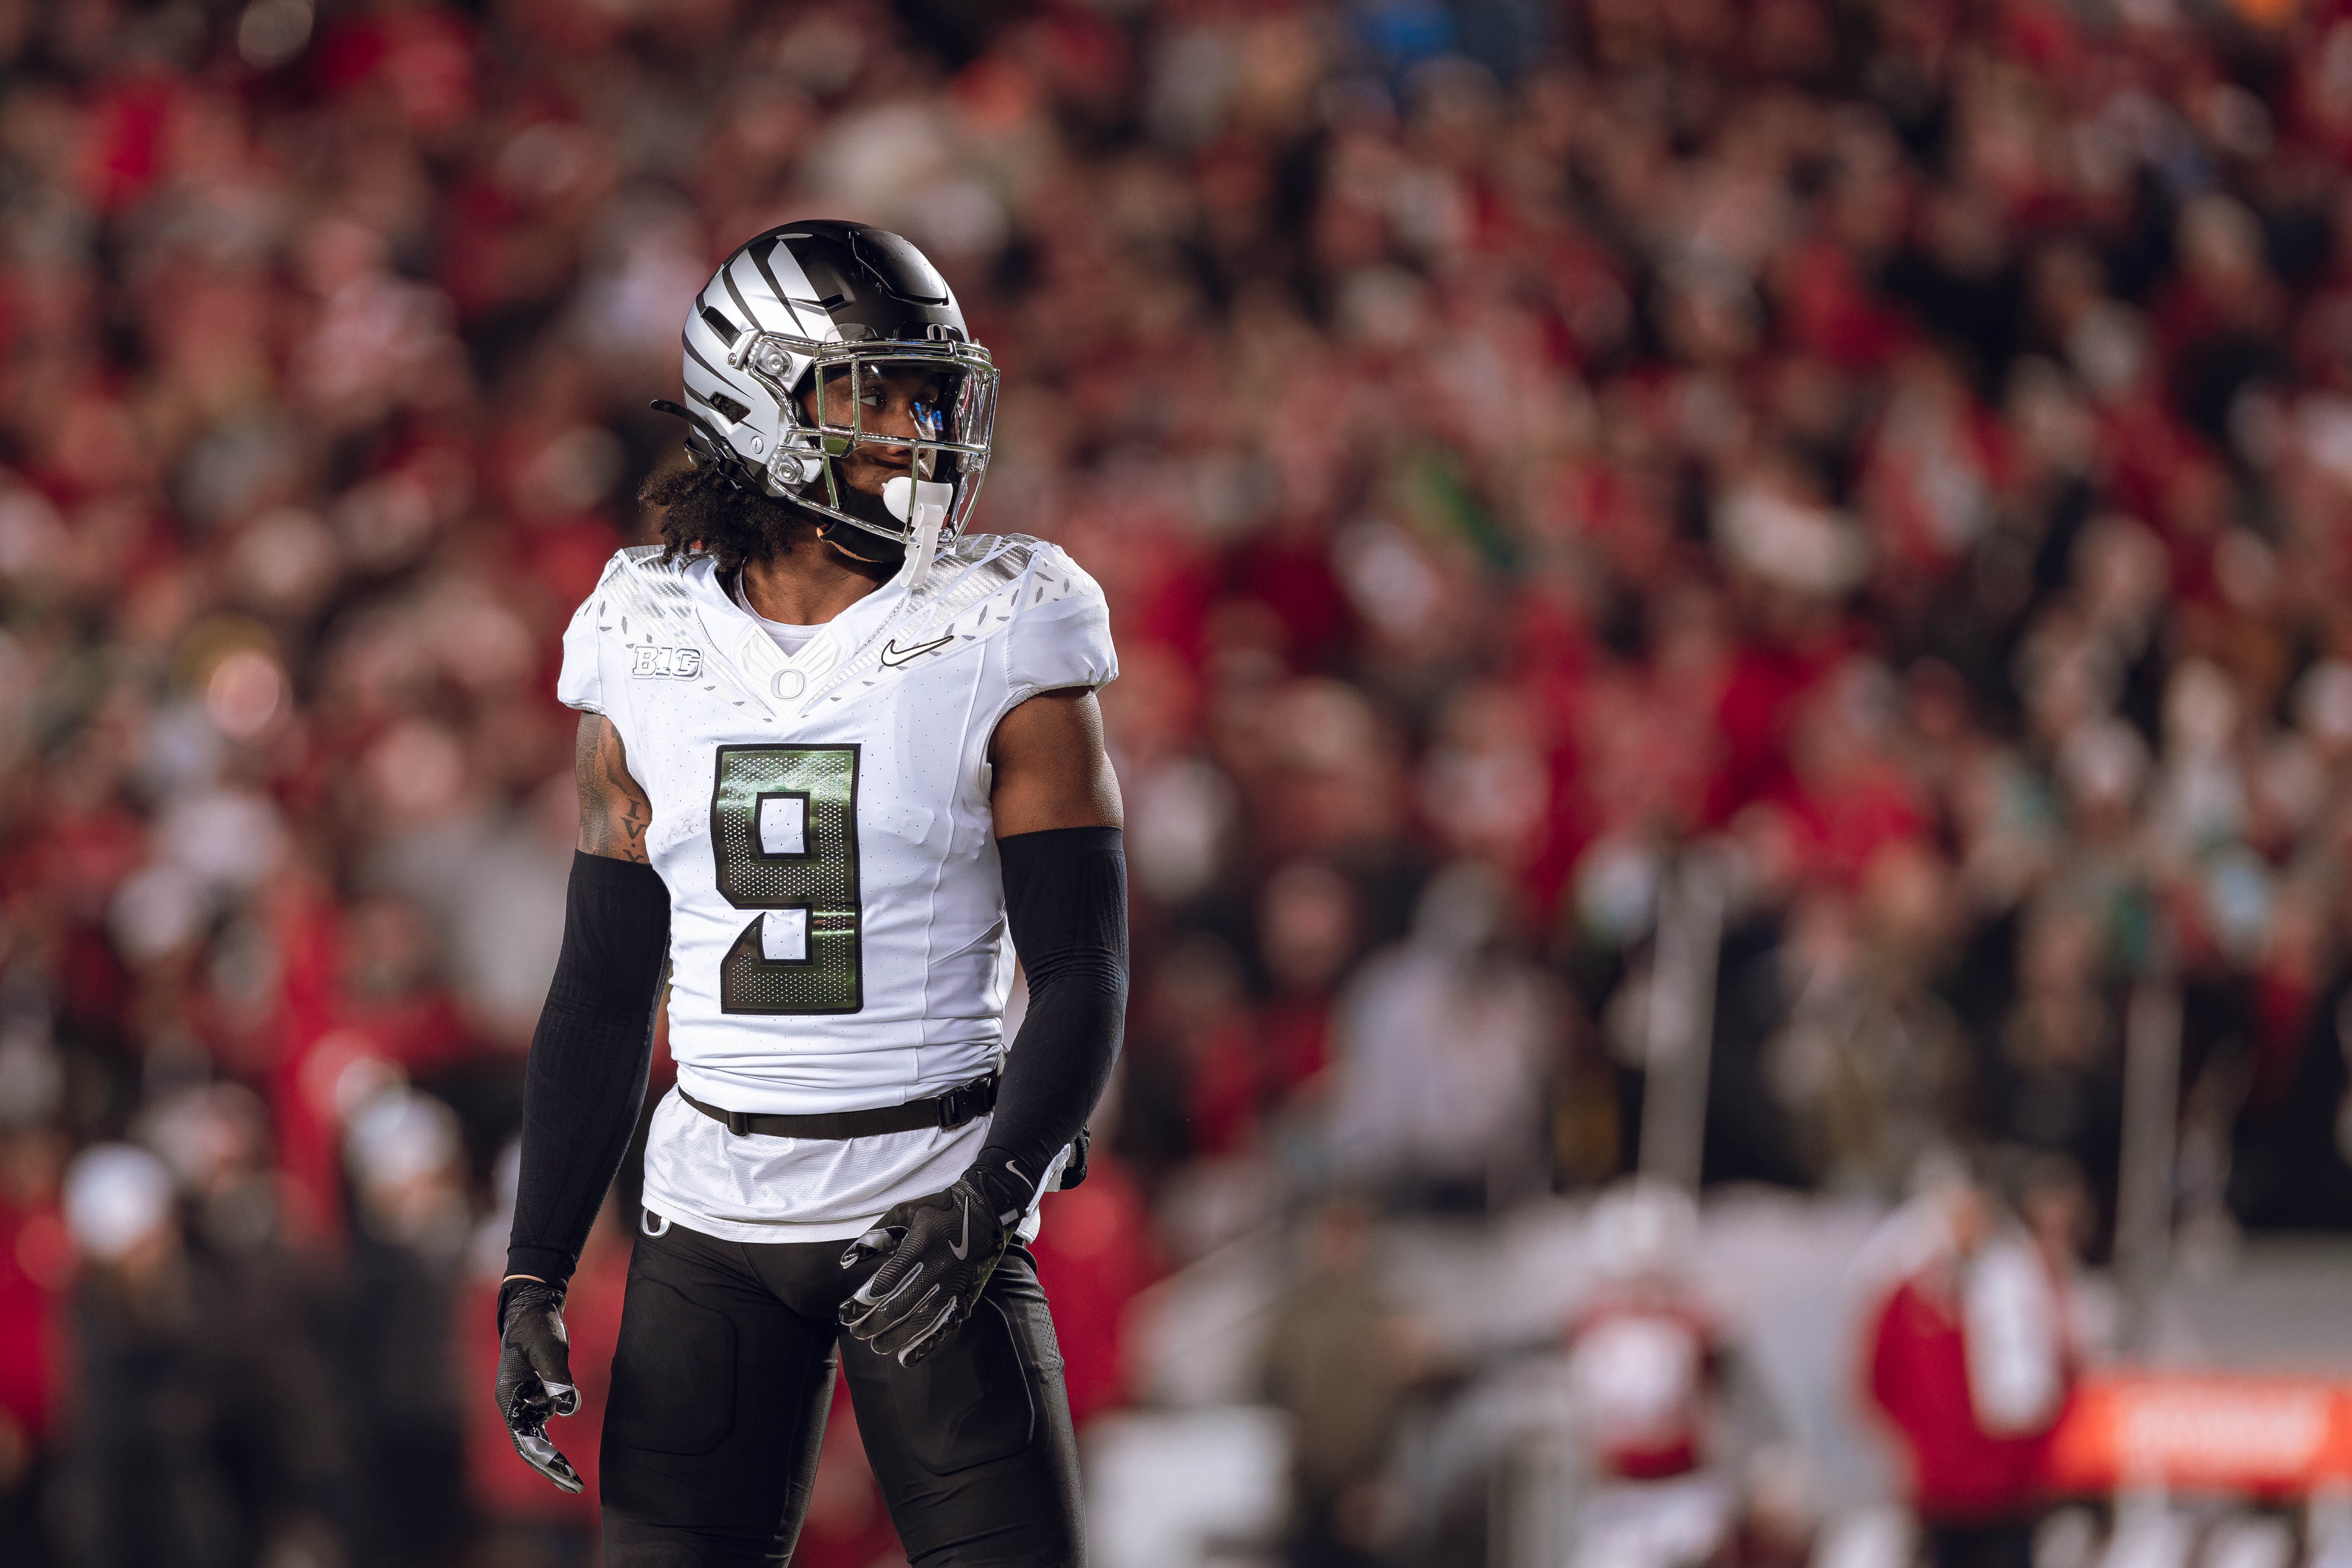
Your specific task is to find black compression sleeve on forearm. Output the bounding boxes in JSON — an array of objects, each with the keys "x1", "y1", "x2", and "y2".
[
  {"x1": 979, "y1": 826, "x2": 1129, "y2": 1192},
  {"x1": 506, "y1": 851, "x2": 670, "y2": 1288}
]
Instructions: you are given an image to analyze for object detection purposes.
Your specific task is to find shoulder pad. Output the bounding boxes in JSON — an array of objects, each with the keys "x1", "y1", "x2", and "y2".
[
  {"x1": 559, "y1": 547, "x2": 718, "y2": 715},
  {"x1": 579, "y1": 545, "x2": 707, "y2": 646},
  {"x1": 949, "y1": 533, "x2": 1115, "y2": 697},
  {"x1": 915, "y1": 532, "x2": 1100, "y2": 623}
]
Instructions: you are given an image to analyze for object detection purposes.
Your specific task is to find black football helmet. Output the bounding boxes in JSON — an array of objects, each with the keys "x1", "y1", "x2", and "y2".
[{"x1": 662, "y1": 222, "x2": 997, "y2": 562}]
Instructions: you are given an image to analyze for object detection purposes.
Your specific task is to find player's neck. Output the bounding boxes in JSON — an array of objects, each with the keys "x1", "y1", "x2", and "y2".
[{"x1": 738, "y1": 535, "x2": 894, "y2": 626}]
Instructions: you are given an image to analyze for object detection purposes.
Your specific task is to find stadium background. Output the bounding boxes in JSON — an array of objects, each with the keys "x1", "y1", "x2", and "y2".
[{"x1": 2, "y1": 0, "x2": 2352, "y2": 1565}]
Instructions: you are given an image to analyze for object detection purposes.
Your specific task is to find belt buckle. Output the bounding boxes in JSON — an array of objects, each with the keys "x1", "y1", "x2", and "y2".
[{"x1": 937, "y1": 1075, "x2": 995, "y2": 1130}]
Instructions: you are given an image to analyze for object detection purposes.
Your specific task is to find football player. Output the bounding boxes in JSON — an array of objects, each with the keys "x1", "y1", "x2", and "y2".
[{"x1": 490, "y1": 221, "x2": 1126, "y2": 1567}]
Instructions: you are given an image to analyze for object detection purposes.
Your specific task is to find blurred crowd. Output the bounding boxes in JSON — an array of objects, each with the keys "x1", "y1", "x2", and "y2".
[{"x1": 3, "y1": 0, "x2": 2352, "y2": 1564}]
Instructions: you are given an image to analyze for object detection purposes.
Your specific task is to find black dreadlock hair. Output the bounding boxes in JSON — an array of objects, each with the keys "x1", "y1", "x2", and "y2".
[{"x1": 644, "y1": 461, "x2": 808, "y2": 581}]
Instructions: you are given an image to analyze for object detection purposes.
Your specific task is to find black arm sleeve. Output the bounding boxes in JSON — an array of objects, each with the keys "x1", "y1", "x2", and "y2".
[
  {"x1": 505, "y1": 851, "x2": 670, "y2": 1288},
  {"x1": 977, "y1": 826, "x2": 1129, "y2": 1193}
]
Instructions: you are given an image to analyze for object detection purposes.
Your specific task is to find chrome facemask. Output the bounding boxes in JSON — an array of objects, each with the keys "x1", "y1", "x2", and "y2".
[{"x1": 733, "y1": 333, "x2": 999, "y2": 559}]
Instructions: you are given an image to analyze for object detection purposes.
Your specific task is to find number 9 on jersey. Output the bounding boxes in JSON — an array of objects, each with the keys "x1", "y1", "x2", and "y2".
[{"x1": 711, "y1": 744, "x2": 864, "y2": 1014}]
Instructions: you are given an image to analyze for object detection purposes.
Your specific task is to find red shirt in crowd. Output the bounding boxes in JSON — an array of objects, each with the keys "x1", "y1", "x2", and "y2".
[
  {"x1": 1865, "y1": 1273, "x2": 2050, "y2": 1523},
  {"x1": 1028, "y1": 1155, "x2": 1157, "y2": 1430},
  {"x1": 0, "y1": 1192, "x2": 65, "y2": 1456}
]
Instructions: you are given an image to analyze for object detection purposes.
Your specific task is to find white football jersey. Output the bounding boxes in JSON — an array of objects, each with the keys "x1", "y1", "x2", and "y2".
[{"x1": 556, "y1": 532, "x2": 1117, "y2": 1243}]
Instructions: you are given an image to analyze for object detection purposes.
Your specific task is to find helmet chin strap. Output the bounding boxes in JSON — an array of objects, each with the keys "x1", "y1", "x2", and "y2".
[{"x1": 883, "y1": 476, "x2": 954, "y2": 591}]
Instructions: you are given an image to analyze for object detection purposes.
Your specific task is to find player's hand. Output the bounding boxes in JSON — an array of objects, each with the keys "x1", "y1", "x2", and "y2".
[
  {"x1": 839, "y1": 1159, "x2": 1032, "y2": 1365},
  {"x1": 495, "y1": 1277, "x2": 584, "y2": 1494}
]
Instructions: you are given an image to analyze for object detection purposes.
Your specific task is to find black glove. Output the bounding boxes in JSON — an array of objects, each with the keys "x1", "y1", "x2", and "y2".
[
  {"x1": 1059, "y1": 1127, "x2": 1089, "y2": 1190},
  {"x1": 495, "y1": 1277, "x2": 583, "y2": 1494},
  {"x1": 839, "y1": 1156, "x2": 1033, "y2": 1365}
]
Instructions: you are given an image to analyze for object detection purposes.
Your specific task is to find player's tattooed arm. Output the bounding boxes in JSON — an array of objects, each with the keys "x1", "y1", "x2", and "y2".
[{"x1": 574, "y1": 714, "x2": 653, "y2": 863}]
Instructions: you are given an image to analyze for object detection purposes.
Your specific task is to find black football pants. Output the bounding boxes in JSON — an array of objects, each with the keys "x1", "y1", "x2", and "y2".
[{"x1": 599, "y1": 1213, "x2": 1085, "y2": 1568}]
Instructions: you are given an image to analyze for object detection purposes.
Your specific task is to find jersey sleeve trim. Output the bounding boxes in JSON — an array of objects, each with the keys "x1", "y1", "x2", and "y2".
[
  {"x1": 558, "y1": 547, "x2": 698, "y2": 717},
  {"x1": 1001, "y1": 539, "x2": 1118, "y2": 703},
  {"x1": 971, "y1": 541, "x2": 1118, "y2": 757}
]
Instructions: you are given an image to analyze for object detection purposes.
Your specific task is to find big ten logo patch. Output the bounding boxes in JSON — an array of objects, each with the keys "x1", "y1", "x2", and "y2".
[{"x1": 631, "y1": 645, "x2": 705, "y2": 679}]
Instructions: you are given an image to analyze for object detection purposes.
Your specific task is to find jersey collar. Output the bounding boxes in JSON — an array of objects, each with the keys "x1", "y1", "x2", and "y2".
[{"x1": 681, "y1": 556, "x2": 914, "y2": 715}]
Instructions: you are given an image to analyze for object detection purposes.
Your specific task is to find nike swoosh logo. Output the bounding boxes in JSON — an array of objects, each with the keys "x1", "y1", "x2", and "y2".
[
  {"x1": 879, "y1": 634, "x2": 954, "y2": 668},
  {"x1": 948, "y1": 1194, "x2": 972, "y2": 1261}
]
